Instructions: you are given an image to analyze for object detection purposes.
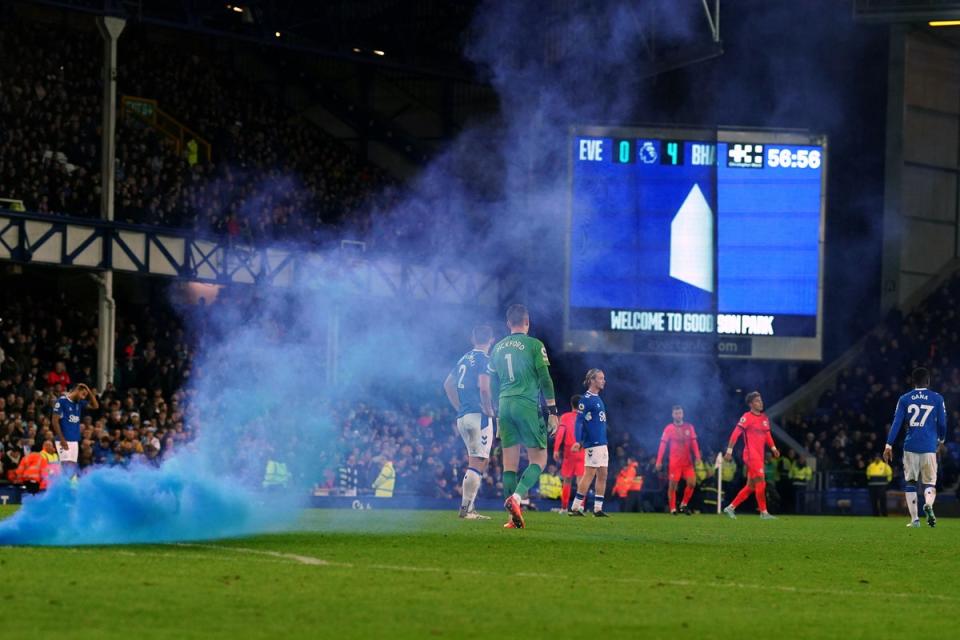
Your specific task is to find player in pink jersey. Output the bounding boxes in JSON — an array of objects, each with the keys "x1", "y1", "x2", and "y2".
[
  {"x1": 656, "y1": 405, "x2": 702, "y2": 515},
  {"x1": 723, "y1": 391, "x2": 780, "y2": 519},
  {"x1": 553, "y1": 395, "x2": 585, "y2": 512}
]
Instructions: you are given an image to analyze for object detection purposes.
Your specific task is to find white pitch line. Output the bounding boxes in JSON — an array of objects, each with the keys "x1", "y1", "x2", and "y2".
[
  {"x1": 186, "y1": 543, "x2": 959, "y2": 603},
  {"x1": 175, "y1": 542, "x2": 349, "y2": 567},
  {"x1": 63, "y1": 547, "x2": 290, "y2": 566}
]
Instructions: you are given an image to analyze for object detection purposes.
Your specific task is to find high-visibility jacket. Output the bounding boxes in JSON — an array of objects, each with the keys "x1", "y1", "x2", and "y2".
[
  {"x1": 262, "y1": 460, "x2": 291, "y2": 488},
  {"x1": 186, "y1": 139, "x2": 199, "y2": 166},
  {"x1": 16, "y1": 452, "x2": 49, "y2": 489},
  {"x1": 694, "y1": 458, "x2": 712, "y2": 483},
  {"x1": 721, "y1": 459, "x2": 737, "y2": 483},
  {"x1": 789, "y1": 464, "x2": 813, "y2": 486},
  {"x1": 42, "y1": 451, "x2": 62, "y2": 486},
  {"x1": 539, "y1": 472, "x2": 562, "y2": 499},
  {"x1": 779, "y1": 456, "x2": 794, "y2": 478},
  {"x1": 372, "y1": 462, "x2": 395, "y2": 497},
  {"x1": 866, "y1": 460, "x2": 892, "y2": 485},
  {"x1": 612, "y1": 463, "x2": 638, "y2": 498}
]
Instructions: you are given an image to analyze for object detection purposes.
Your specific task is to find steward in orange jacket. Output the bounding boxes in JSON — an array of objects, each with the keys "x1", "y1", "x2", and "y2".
[
  {"x1": 612, "y1": 459, "x2": 644, "y2": 512},
  {"x1": 16, "y1": 452, "x2": 49, "y2": 493},
  {"x1": 612, "y1": 460, "x2": 639, "y2": 498}
]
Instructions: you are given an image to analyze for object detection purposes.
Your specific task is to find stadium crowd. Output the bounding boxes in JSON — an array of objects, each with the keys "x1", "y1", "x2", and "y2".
[
  {"x1": 0, "y1": 11, "x2": 394, "y2": 246},
  {"x1": 0, "y1": 291, "x2": 195, "y2": 483}
]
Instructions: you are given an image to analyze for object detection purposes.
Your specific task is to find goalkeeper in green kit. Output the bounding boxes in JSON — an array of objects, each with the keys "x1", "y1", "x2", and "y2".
[{"x1": 480, "y1": 304, "x2": 559, "y2": 529}]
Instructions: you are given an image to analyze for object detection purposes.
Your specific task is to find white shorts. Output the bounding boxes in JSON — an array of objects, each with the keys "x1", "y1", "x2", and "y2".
[
  {"x1": 457, "y1": 414, "x2": 493, "y2": 459},
  {"x1": 903, "y1": 451, "x2": 937, "y2": 485},
  {"x1": 56, "y1": 441, "x2": 79, "y2": 463},
  {"x1": 584, "y1": 445, "x2": 609, "y2": 468}
]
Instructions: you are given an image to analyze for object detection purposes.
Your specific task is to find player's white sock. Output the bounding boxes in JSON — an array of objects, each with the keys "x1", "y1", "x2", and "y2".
[
  {"x1": 462, "y1": 468, "x2": 482, "y2": 510},
  {"x1": 571, "y1": 492, "x2": 585, "y2": 512},
  {"x1": 905, "y1": 485, "x2": 919, "y2": 521},
  {"x1": 594, "y1": 495, "x2": 604, "y2": 513},
  {"x1": 924, "y1": 484, "x2": 936, "y2": 508}
]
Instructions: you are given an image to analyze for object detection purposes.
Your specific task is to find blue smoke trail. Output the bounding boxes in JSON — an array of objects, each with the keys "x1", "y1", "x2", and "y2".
[{"x1": 0, "y1": 459, "x2": 292, "y2": 545}]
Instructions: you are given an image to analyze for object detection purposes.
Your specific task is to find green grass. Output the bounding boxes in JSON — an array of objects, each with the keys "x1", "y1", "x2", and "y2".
[{"x1": 0, "y1": 505, "x2": 956, "y2": 639}]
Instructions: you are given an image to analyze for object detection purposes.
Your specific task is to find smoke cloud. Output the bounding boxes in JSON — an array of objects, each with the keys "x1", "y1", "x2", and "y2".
[{"x1": 0, "y1": 0, "x2": 716, "y2": 545}]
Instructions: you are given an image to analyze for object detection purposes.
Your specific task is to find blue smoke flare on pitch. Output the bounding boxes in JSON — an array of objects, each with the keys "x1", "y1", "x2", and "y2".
[{"x1": 0, "y1": 459, "x2": 294, "y2": 546}]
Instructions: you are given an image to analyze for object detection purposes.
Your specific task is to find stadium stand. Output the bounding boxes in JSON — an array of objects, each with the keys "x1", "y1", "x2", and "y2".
[
  {"x1": 782, "y1": 271, "x2": 960, "y2": 491},
  {"x1": 0, "y1": 11, "x2": 394, "y2": 245},
  {"x1": 0, "y1": 290, "x2": 193, "y2": 473}
]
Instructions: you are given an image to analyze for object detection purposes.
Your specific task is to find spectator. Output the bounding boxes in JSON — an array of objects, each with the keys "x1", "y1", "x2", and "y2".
[
  {"x1": 1, "y1": 446, "x2": 21, "y2": 483},
  {"x1": 433, "y1": 476, "x2": 454, "y2": 500},
  {"x1": 46, "y1": 361, "x2": 71, "y2": 389},
  {"x1": 0, "y1": 11, "x2": 395, "y2": 248}
]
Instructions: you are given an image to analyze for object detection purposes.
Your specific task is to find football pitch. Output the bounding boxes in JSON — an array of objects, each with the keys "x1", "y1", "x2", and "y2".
[{"x1": 0, "y1": 505, "x2": 956, "y2": 639}]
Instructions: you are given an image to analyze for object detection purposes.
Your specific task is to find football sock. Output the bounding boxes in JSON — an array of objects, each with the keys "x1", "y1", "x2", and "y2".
[
  {"x1": 755, "y1": 481, "x2": 768, "y2": 513},
  {"x1": 681, "y1": 484, "x2": 694, "y2": 506},
  {"x1": 503, "y1": 471, "x2": 518, "y2": 498},
  {"x1": 668, "y1": 487, "x2": 677, "y2": 511},
  {"x1": 462, "y1": 467, "x2": 482, "y2": 509},
  {"x1": 514, "y1": 464, "x2": 542, "y2": 500},
  {"x1": 561, "y1": 484, "x2": 571, "y2": 510},
  {"x1": 923, "y1": 484, "x2": 936, "y2": 508},
  {"x1": 905, "y1": 484, "x2": 918, "y2": 521},
  {"x1": 594, "y1": 495, "x2": 604, "y2": 513},
  {"x1": 730, "y1": 484, "x2": 753, "y2": 509},
  {"x1": 571, "y1": 492, "x2": 585, "y2": 511}
]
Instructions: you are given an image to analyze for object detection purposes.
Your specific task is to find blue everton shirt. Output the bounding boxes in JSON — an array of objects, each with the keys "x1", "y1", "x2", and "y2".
[
  {"x1": 887, "y1": 388, "x2": 947, "y2": 454},
  {"x1": 452, "y1": 349, "x2": 490, "y2": 418},
  {"x1": 53, "y1": 394, "x2": 87, "y2": 442},
  {"x1": 574, "y1": 391, "x2": 608, "y2": 448}
]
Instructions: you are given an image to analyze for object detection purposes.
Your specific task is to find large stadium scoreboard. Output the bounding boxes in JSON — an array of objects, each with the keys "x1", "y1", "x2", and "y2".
[{"x1": 565, "y1": 126, "x2": 826, "y2": 360}]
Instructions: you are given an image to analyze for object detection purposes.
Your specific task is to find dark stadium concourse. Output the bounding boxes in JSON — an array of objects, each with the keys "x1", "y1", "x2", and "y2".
[{"x1": 2, "y1": 0, "x2": 960, "y2": 637}]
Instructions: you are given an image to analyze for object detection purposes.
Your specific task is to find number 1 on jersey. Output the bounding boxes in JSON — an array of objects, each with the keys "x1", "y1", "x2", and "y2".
[{"x1": 505, "y1": 353, "x2": 515, "y2": 382}]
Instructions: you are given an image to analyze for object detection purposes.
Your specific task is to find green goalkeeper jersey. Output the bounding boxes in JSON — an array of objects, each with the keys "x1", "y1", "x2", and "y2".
[{"x1": 486, "y1": 333, "x2": 556, "y2": 403}]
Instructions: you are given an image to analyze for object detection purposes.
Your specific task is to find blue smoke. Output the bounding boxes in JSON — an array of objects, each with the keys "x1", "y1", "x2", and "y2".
[{"x1": 0, "y1": 459, "x2": 291, "y2": 545}]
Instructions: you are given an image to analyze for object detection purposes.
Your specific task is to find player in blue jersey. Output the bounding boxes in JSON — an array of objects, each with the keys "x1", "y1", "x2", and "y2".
[
  {"x1": 52, "y1": 383, "x2": 99, "y2": 479},
  {"x1": 569, "y1": 369, "x2": 611, "y2": 517},
  {"x1": 444, "y1": 325, "x2": 496, "y2": 520},
  {"x1": 884, "y1": 368, "x2": 947, "y2": 527}
]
